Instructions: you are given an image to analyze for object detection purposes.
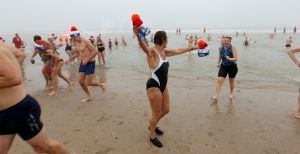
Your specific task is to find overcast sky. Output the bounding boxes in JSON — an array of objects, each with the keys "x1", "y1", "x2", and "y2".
[{"x1": 0, "y1": 0, "x2": 299, "y2": 33}]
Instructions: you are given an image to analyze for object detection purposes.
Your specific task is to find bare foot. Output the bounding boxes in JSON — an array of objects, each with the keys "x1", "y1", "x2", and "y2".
[
  {"x1": 210, "y1": 96, "x2": 218, "y2": 102},
  {"x1": 229, "y1": 95, "x2": 234, "y2": 99},
  {"x1": 49, "y1": 91, "x2": 56, "y2": 96},
  {"x1": 81, "y1": 97, "x2": 93, "y2": 103},
  {"x1": 294, "y1": 113, "x2": 300, "y2": 119},
  {"x1": 44, "y1": 85, "x2": 50, "y2": 91},
  {"x1": 100, "y1": 83, "x2": 107, "y2": 93}
]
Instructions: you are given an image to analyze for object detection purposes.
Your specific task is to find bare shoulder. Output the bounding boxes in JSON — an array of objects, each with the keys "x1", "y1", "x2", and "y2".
[{"x1": 147, "y1": 47, "x2": 156, "y2": 57}]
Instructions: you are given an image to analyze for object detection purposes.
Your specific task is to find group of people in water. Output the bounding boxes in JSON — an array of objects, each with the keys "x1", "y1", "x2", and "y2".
[{"x1": 0, "y1": 25, "x2": 299, "y2": 153}]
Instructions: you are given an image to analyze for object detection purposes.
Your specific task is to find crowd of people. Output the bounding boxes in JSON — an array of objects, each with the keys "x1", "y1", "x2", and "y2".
[{"x1": 0, "y1": 25, "x2": 299, "y2": 152}]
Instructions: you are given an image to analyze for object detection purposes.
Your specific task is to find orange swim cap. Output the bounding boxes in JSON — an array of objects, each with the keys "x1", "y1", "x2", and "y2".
[{"x1": 198, "y1": 40, "x2": 208, "y2": 49}]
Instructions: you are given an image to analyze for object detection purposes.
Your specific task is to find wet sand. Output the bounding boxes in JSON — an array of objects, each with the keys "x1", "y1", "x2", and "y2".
[
  {"x1": 8, "y1": 33, "x2": 300, "y2": 154},
  {"x1": 9, "y1": 58, "x2": 300, "y2": 154}
]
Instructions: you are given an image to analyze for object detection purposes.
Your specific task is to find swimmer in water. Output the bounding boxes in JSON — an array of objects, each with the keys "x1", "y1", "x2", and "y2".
[
  {"x1": 243, "y1": 37, "x2": 249, "y2": 46},
  {"x1": 285, "y1": 36, "x2": 293, "y2": 48},
  {"x1": 96, "y1": 36, "x2": 106, "y2": 65},
  {"x1": 108, "y1": 39, "x2": 112, "y2": 50}
]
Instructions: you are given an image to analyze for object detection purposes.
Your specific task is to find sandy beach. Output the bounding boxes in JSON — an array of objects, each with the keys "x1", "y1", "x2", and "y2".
[
  {"x1": 11, "y1": 63, "x2": 300, "y2": 154},
  {"x1": 6, "y1": 32, "x2": 300, "y2": 154}
]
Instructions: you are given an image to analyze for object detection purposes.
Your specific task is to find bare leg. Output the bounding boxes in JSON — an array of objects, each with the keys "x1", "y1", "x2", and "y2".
[
  {"x1": 97, "y1": 52, "x2": 101, "y2": 65},
  {"x1": 211, "y1": 77, "x2": 225, "y2": 102},
  {"x1": 295, "y1": 93, "x2": 300, "y2": 119},
  {"x1": 78, "y1": 73, "x2": 92, "y2": 103},
  {"x1": 0, "y1": 135, "x2": 16, "y2": 154},
  {"x1": 27, "y1": 128, "x2": 70, "y2": 154},
  {"x1": 42, "y1": 62, "x2": 52, "y2": 91},
  {"x1": 229, "y1": 78, "x2": 235, "y2": 99},
  {"x1": 49, "y1": 65, "x2": 59, "y2": 96},
  {"x1": 85, "y1": 75, "x2": 106, "y2": 93},
  {"x1": 56, "y1": 62, "x2": 71, "y2": 89},
  {"x1": 147, "y1": 88, "x2": 163, "y2": 139},
  {"x1": 101, "y1": 52, "x2": 106, "y2": 65},
  {"x1": 157, "y1": 88, "x2": 170, "y2": 121}
]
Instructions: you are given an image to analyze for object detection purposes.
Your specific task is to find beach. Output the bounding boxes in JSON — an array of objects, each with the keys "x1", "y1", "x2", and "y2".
[{"x1": 7, "y1": 31, "x2": 300, "y2": 154}]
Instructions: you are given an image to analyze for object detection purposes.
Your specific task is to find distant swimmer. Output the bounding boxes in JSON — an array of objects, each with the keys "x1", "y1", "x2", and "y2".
[
  {"x1": 211, "y1": 36, "x2": 238, "y2": 101},
  {"x1": 96, "y1": 36, "x2": 106, "y2": 65},
  {"x1": 114, "y1": 37, "x2": 119, "y2": 46},
  {"x1": 203, "y1": 28, "x2": 206, "y2": 33},
  {"x1": 283, "y1": 27, "x2": 286, "y2": 34},
  {"x1": 89, "y1": 36, "x2": 96, "y2": 46},
  {"x1": 207, "y1": 34, "x2": 212, "y2": 41},
  {"x1": 67, "y1": 26, "x2": 106, "y2": 103},
  {"x1": 236, "y1": 31, "x2": 238, "y2": 36},
  {"x1": 108, "y1": 39, "x2": 112, "y2": 49},
  {"x1": 185, "y1": 34, "x2": 194, "y2": 47},
  {"x1": 285, "y1": 36, "x2": 293, "y2": 48},
  {"x1": 243, "y1": 36, "x2": 249, "y2": 46},
  {"x1": 0, "y1": 44, "x2": 71, "y2": 154},
  {"x1": 294, "y1": 26, "x2": 297, "y2": 34},
  {"x1": 194, "y1": 35, "x2": 198, "y2": 46},
  {"x1": 274, "y1": 27, "x2": 277, "y2": 33},
  {"x1": 150, "y1": 34, "x2": 154, "y2": 43},
  {"x1": 287, "y1": 47, "x2": 300, "y2": 119},
  {"x1": 122, "y1": 36, "x2": 127, "y2": 46}
]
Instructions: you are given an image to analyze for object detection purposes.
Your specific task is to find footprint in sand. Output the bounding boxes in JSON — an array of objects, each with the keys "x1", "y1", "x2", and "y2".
[{"x1": 208, "y1": 131, "x2": 215, "y2": 137}]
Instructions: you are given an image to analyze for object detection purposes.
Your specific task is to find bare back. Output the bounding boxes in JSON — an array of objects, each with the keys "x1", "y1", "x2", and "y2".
[
  {"x1": 146, "y1": 47, "x2": 166, "y2": 70},
  {"x1": 0, "y1": 45, "x2": 26, "y2": 110}
]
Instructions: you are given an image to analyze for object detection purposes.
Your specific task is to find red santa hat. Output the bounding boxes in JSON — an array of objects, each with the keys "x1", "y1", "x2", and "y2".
[{"x1": 70, "y1": 26, "x2": 80, "y2": 37}]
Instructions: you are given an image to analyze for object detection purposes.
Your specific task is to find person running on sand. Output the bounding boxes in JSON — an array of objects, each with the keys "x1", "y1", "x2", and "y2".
[
  {"x1": 287, "y1": 47, "x2": 300, "y2": 119},
  {"x1": 133, "y1": 28, "x2": 198, "y2": 148},
  {"x1": 35, "y1": 39, "x2": 71, "y2": 96},
  {"x1": 67, "y1": 26, "x2": 106, "y2": 103},
  {"x1": 96, "y1": 36, "x2": 106, "y2": 65},
  {"x1": 211, "y1": 36, "x2": 238, "y2": 101},
  {"x1": 0, "y1": 44, "x2": 71, "y2": 154},
  {"x1": 31, "y1": 35, "x2": 53, "y2": 91}
]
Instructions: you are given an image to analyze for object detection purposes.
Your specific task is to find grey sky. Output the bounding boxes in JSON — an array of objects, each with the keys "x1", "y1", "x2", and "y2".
[{"x1": 0, "y1": 0, "x2": 299, "y2": 33}]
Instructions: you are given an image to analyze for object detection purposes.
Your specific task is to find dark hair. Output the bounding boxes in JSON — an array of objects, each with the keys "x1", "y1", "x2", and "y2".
[
  {"x1": 225, "y1": 36, "x2": 232, "y2": 41},
  {"x1": 154, "y1": 31, "x2": 167, "y2": 45},
  {"x1": 33, "y1": 35, "x2": 41, "y2": 42}
]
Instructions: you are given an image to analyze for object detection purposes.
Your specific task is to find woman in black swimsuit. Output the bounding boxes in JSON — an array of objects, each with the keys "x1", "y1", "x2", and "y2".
[
  {"x1": 96, "y1": 36, "x2": 106, "y2": 65},
  {"x1": 133, "y1": 27, "x2": 198, "y2": 148}
]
